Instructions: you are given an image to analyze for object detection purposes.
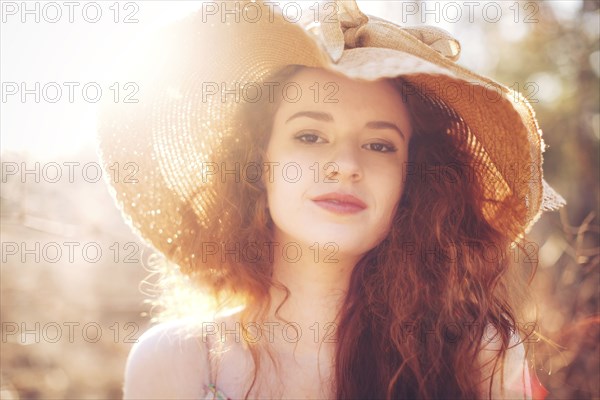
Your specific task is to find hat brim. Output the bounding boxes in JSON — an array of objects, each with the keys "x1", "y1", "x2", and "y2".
[{"x1": 97, "y1": 4, "x2": 549, "y2": 261}]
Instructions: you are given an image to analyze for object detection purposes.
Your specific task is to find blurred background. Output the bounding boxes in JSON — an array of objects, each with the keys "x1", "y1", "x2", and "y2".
[{"x1": 1, "y1": 1, "x2": 598, "y2": 399}]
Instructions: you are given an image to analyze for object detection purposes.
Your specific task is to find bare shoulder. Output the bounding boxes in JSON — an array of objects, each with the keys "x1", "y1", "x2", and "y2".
[
  {"x1": 477, "y1": 323, "x2": 533, "y2": 400},
  {"x1": 123, "y1": 318, "x2": 210, "y2": 400}
]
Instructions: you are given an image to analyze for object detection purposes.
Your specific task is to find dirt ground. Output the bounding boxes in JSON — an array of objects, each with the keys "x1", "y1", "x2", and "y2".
[{"x1": 1, "y1": 154, "x2": 153, "y2": 399}]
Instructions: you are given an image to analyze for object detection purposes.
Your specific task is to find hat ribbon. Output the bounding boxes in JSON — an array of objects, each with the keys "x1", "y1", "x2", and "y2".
[{"x1": 302, "y1": 0, "x2": 461, "y2": 63}]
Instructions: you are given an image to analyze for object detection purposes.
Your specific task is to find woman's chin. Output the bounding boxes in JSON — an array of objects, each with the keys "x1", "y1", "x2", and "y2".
[{"x1": 287, "y1": 231, "x2": 378, "y2": 261}]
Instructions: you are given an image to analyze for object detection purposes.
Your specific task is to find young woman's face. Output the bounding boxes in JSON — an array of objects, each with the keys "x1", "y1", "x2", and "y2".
[{"x1": 264, "y1": 67, "x2": 413, "y2": 258}]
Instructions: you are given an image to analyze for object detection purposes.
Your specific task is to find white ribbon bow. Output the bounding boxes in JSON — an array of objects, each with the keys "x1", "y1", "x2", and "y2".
[{"x1": 300, "y1": 0, "x2": 461, "y2": 63}]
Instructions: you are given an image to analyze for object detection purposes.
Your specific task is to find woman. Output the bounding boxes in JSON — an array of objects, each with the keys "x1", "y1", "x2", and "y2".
[{"x1": 98, "y1": 1, "x2": 565, "y2": 399}]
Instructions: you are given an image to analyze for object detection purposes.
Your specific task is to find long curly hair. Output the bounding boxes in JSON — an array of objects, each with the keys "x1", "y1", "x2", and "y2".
[{"x1": 156, "y1": 64, "x2": 534, "y2": 399}]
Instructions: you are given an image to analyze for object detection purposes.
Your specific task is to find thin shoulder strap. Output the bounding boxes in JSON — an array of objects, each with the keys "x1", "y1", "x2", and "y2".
[{"x1": 204, "y1": 324, "x2": 223, "y2": 385}]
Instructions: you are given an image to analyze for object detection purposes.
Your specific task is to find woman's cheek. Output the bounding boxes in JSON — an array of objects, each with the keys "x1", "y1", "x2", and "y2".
[{"x1": 377, "y1": 166, "x2": 405, "y2": 216}]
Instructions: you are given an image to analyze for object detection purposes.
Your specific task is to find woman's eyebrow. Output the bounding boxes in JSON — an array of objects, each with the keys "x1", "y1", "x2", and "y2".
[
  {"x1": 285, "y1": 111, "x2": 405, "y2": 140},
  {"x1": 286, "y1": 111, "x2": 333, "y2": 123},
  {"x1": 365, "y1": 121, "x2": 406, "y2": 141}
]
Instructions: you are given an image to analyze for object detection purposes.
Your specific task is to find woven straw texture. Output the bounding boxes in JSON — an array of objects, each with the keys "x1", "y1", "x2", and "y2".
[{"x1": 97, "y1": 0, "x2": 565, "y2": 266}]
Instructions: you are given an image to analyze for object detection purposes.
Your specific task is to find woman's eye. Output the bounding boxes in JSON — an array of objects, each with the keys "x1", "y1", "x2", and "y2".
[
  {"x1": 295, "y1": 132, "x2": 325, "y2": 144},
  {"x1": 363, "y1": 142, "x2": 397, "y2": 153}
]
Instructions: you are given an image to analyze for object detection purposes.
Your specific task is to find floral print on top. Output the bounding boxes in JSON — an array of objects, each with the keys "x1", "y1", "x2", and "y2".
[{"x1": 203, "y1": 383, "x2": 231, "y2": 400}]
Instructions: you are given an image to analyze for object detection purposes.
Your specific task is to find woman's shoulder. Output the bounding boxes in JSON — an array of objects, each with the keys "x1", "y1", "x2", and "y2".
[
  {"x1": 123, "y1": 318, "x2": 211, "y2": 400},
  {"x1": 477, "y1": 323, "x2": 533, "y2": 400}
]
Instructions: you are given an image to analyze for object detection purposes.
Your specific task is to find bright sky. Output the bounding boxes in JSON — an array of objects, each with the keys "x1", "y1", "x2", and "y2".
[
  {"x1": 0, "y1": 0, "x2": 583, "y2": 159},
  {"x1": 1, "y1": 1, "x2": 206, "y2": 159}
]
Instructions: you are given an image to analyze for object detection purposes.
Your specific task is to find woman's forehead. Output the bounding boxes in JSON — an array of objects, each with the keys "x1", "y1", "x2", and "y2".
[{"x1": 273, "y1": 67, "x2": 412, "y2": 135}]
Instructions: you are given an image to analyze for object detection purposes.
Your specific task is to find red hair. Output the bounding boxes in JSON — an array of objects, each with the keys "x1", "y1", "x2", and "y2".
[
  {"x1": 158, "y1": 65, "x2": 532, "y2": 399},
  {"x1": 334, "y1": 78, "x2": 529, "y2": 398}
]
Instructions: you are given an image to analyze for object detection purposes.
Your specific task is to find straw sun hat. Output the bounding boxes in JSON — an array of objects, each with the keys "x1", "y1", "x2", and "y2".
[{"x1": 97, "y1": 0, "x2": 565, "y2": 266}]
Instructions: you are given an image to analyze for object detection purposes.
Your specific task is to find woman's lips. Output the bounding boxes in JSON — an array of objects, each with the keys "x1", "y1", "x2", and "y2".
[{"x1": 311, "y1": 193, "x2": 367, "y2": 215}]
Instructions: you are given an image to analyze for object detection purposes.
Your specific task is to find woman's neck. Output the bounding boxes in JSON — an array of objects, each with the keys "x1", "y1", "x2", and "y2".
[{"x1": 264, "y1": 230, "x2": 361, "y2": 354}]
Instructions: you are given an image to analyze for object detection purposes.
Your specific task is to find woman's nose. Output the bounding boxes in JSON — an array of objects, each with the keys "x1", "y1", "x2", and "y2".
[{"x1": 326, "y1": 140, "x2": 363, "y2": 182}]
